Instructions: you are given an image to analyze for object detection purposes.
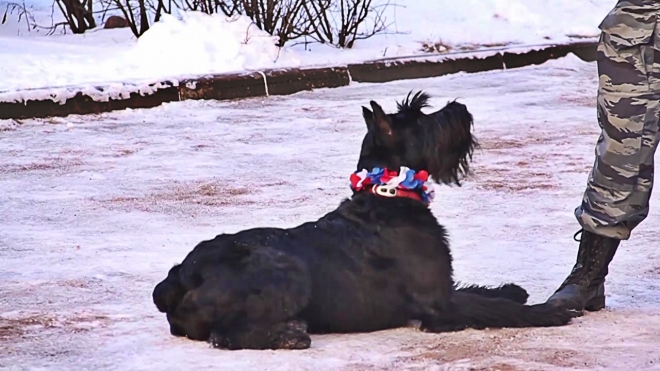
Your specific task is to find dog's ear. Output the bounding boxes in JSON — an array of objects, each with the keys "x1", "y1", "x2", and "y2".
[
  {"x1": 424, "y1": 100, "x2": 477, "y2": 186},
  {"x1": 369, "y1": 101, "x2": 392, "y2": 137},
  {"x1": 362, "y1": 106, "x2": 375, "y2": 132}
]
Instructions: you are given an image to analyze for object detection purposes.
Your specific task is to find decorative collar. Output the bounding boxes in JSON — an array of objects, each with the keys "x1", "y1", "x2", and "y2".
[{"x1": 350, "y1": 167, "x2": 435, "y2": 205}]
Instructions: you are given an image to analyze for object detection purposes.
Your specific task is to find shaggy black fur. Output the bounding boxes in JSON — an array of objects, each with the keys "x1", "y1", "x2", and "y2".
[{"x1": 152, "y1": 91, "x2": 573, "y2": 350}]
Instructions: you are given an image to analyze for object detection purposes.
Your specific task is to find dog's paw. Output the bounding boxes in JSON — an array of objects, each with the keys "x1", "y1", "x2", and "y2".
[
  {"x1": 271, "y1": 330, "x2": 311, "y2": 350},
  {"x1": 498, "y1": 283, "x2": 529, "y2": 304},
  {"x1": 552, "y1": 305, "x2": 577, "y2": 325},
  {"x1": 528, "y1": 303, "x2": 576, "y2": 326},
  {"x1": 419, "y1": 321, "x2": 468, "y2": 333},
  {"x1": 209, "y1": 332, "x2": 232, "y2": 349},
  {"x1": 169, "y1": 323, "x2": 186, "y2": 337}
]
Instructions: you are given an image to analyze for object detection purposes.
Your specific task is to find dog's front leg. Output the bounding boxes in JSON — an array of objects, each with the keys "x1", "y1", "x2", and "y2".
[
  {"x1": 417, "y1": 301, "x2": 468, "y2": 333},
  {"x1": 209, "y1": 319, "x2": 311, "y2": 350}
]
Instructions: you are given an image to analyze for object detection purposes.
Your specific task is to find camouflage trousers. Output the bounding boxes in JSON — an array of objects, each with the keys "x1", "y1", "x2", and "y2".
[{"x1": 575, "y1": 7, "x2": 660, "y2": 240}]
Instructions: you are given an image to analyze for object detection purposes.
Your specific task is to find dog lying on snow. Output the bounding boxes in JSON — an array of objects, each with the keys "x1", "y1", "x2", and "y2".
[{"x1": 152, "y1": 91, "x2": 573, "y2": 350}]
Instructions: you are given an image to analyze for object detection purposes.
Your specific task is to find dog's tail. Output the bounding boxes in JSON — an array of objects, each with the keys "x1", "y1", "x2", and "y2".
[
  {"x1": 450, "y1": 291, "x2": 573, "y2": 329},
  {"x1": 454, "y1": 283, "x2": 529, "y2": 304},
  {"x1": 153, "y1": 264, "x2": 187, "y2": 314}
]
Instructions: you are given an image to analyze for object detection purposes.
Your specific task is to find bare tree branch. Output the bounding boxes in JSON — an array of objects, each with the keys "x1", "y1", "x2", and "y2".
[{"x1": 299, "y1": 0, "x2": 395, "y2": 48}]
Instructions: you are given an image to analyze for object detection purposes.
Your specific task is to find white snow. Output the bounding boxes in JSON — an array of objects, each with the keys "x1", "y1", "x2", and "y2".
[
  {"x1": 0, "y1": 0, "x2": 614, "y2": 98},
  {"x1": 130, "y1": 12, "x2": 301, "y2": 75},
  {"x1": 0, "y1": 80, "x2": 178, "y2": 105},
  {"x1": 1, "y1": 55, "x2": 659, "y2": 370},
  {"x1": 0, "y1": 11, "x2": 300, "y2": 101}
]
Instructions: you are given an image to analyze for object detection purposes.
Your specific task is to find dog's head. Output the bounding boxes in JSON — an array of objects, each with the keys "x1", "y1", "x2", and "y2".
[{"x1": 357, "y1": 91, "x2": 477, "y2": 186}]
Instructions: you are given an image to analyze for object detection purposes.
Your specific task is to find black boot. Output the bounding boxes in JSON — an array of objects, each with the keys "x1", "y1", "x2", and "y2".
[{"x1": 547, "y1": 229, "x2": 619, "y2": 312}]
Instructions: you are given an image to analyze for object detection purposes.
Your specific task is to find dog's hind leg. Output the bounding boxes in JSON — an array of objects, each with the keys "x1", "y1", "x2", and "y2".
[
  {"x1": 189, "y1": 245, "x2": 313, "y2": 349},
  {"x1": 210, "y1": 319, "x2": 311, "y2": 350},
  {"x1": 454, "y1": 283, "x2": 529, "y2": 304}
]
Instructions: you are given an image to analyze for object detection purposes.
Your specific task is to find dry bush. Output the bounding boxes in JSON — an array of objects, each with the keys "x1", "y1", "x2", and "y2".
[
  {"x1": 301, "y1": 0, "x2": 392, "y2": 48},
  {"x1": 181, "y1": 0, "x2": 395, "y2": 48},
  {"x1": 55, "y1": 0, "x2": 96, "y2": 33},
  {"x1": 233, "y1": 0, "x2": 309, "y2": 47},
  {"x1": 97, "y1": 0, "x2": 168, "y2": 37},
  {"x1": 3, "y1": 0, "x2": 395, "y2": 45},
  {"x1": 1, "y1": 1, "x2": 69, "y2": 34},
  {"x1": 2, "y1": 0, "x2": 117, "y2": 34}
]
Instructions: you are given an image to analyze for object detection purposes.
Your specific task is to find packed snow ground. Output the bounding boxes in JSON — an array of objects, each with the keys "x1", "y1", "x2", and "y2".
[
  {"x1": 2, "y1": 55, "x2": 660, "y2": 370},
  {"x1": 0, "y1": 0, "x2": 613, "y2": 94}
]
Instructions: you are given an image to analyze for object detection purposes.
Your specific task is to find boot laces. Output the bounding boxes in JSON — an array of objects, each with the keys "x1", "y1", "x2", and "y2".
[
  {"x1": 573, "y1": 229, "x2": 583, "y2": 242},
  {"x1": 558, "y1": 229, "x2": 590, "y2": 288}
]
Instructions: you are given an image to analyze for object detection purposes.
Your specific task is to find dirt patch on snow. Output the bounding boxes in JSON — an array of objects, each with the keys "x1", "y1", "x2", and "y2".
[
  {"x1": 478, "y1": 138, "x2": 542, "y2": 151},
  {"x1": 58, "y1": 147, "x2": 93, "y2": 156},
  {"x1": 0, "y1": 313, "x2": 117, "y2": 340},
  {"x1": 0, "y1": 157, "x2": 84, "y2": 174},
  {"x1": 389, "y1": 329, "x2": 591, "y2": 369},
  {"x1": 98, "y1": 179, "x2": 255, "y2": 212},
  {"x1": 472, "y1": 130, "x2": 596, "y2": 192},
  {"x1": 471, "y1": 166, "x2": 556, "y2": 192},
  {"x1": 110, "y1": 148, "x2": 139, "y2": 157},
  {"x1": 558, "y1": 93, "x2": 596, "y2": 108},
  {"x1": 92, "y1": 178, "x2": 310, "y2": 216}
]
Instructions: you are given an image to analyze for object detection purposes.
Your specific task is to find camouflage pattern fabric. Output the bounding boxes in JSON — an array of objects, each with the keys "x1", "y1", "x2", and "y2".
[{"x1": 575, "y1": 0, "x2": 660, "y2": 240}]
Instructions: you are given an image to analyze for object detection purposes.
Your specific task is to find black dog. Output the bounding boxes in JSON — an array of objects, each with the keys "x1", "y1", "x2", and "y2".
[{"x1": 152, "y1": 91, "x2": 573, "y2": 350}]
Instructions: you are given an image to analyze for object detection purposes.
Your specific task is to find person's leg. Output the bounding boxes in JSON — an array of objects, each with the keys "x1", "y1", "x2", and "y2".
[
  {"x1": 547, "y1": 10, "x2": 660, "y2": 311},
  {"x1": 577, "y1": 47, "x2": 660, "y2": 240}
]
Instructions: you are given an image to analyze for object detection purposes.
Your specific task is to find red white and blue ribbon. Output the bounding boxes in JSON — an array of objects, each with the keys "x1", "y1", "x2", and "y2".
[{"x1": 350, "y1": 166, "x2": 435, "y2": 204}]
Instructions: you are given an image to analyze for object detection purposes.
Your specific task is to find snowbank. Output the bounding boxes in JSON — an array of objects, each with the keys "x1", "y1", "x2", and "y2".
[
  {"x1": 126, "y1": 12, "x2": 301, "y2": 78},
  {"x1": 0, "y1": 0, "x2": 613, "y2": 94},
  {"x1": 0, "y1": 11, "x2": 300, "y2": 94}
]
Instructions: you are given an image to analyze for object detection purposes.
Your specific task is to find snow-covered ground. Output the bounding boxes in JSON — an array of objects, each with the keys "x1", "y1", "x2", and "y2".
[
  {"x1": 0, "y1": 0, "x2": 613, "y2": 95},
  {"x1": 2, "y1": 55, "x2": 660, "y2": 370}
]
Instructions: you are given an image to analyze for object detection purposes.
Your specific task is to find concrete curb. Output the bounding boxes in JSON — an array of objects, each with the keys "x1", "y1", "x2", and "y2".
[{"x1": 0, "y1": 42, "x2": 596, "y2": 120}]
